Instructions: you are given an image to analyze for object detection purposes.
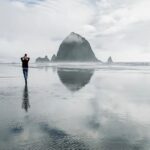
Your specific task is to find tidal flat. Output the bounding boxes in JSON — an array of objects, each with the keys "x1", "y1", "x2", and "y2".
[{"x1": 0, "y1": 63, "x2": 150, "y2": 150}]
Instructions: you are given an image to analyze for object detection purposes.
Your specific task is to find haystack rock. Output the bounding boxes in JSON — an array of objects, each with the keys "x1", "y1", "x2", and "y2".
[{"x1": 54, "y1": 32, "x2": 99, "y2": 62}]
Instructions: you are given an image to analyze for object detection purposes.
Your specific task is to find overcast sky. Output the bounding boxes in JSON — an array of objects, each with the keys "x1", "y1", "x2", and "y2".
[{"x1": 0, "y1": 0, "x2": 150, "y2": 62}]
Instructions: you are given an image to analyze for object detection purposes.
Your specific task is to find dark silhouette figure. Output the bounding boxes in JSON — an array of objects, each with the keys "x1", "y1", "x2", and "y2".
[
  {"x1": 21, "y1": 54, "x2": 30, "y2": 85},
  {"x1": 22, "y1": 84, "x2": 30, "y2": 112},
  {"x1": 57, "y1": 69, "x2": 94, "y2": 91}
]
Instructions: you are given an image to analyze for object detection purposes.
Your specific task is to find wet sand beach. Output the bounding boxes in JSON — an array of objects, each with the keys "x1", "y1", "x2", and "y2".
[{"x1": 0, "y1": 63, "x2": 150, "y2": 150}]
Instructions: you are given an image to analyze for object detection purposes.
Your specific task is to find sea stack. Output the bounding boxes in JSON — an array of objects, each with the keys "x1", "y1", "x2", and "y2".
[
  {"x1": 51, "y1": 54, "x2": 57, "y2": 62},
  {"x1": 54, "y1": 32, "x2": 99, "y2": 62},
  {"x1": 36, "y1": 56, "x2": 50, "y2": 63},
  {"x1": 107, "y1": 56, "x2": 113, "y2": 64}
]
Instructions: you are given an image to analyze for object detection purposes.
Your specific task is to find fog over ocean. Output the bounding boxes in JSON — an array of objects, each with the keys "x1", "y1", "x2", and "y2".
[{"x1": 1, "y1": 63, "x2": 150, "y2": 150}]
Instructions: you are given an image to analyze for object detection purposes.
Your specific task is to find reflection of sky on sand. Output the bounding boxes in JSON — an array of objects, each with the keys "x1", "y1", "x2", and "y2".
[{"x1": 1, "y1": 64, "x2": 150, "y2": 149}]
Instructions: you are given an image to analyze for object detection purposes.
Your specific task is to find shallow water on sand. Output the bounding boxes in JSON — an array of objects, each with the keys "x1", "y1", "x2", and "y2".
[{"x1": 1, "y1": 63, "x2": 150, "y2": 150}]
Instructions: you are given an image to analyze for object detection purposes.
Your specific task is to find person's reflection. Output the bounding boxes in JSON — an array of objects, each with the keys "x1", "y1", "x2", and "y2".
[{"x1": 22, "y1": 84, "x2": 30, "y2": 112}]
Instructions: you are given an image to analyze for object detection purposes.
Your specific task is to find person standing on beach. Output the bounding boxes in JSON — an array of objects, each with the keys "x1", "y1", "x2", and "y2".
[{"x1": 21, "y1": 54, "x2": 30, "y2": 84}]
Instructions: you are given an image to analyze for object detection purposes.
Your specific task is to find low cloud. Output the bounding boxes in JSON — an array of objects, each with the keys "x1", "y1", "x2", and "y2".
[{"x1": 0, "y1": 0, "x2": 150, "y2": 62}]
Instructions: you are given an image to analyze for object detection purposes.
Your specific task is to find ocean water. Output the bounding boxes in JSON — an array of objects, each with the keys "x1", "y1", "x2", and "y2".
[{"x1": 0, "y1": 63, "x2": 150, "y2": 150}]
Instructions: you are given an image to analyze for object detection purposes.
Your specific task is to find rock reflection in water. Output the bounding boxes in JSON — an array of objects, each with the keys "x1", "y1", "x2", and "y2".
[
  {"x1": 22, "y1": 84, "x2": 30, "y2": 112},
  {"x1": 57, "y1": 68, "x2": 94, "y2": 91}
]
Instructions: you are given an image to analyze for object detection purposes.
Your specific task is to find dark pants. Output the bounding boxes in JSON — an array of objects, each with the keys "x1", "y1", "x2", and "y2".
[{"x1": 23, "y1": 68, "x2": 28, "y2": 82}]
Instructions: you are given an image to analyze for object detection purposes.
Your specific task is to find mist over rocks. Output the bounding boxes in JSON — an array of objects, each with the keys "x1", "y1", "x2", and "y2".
[{"x1": 53, "y1": 32, "x2": 99, "y2": 62}]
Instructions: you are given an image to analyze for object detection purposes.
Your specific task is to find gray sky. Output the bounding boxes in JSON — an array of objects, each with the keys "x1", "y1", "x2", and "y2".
[{"x1": 0, "y1": 0, "x2": 150, "y2": 62}]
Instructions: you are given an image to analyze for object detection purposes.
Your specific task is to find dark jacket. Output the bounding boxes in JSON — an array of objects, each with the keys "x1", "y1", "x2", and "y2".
[{"x1": 21, "y1": 57, "x2": 30, "y2": 68}]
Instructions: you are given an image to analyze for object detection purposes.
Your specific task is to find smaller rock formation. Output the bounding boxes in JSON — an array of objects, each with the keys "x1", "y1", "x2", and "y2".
[
  {"x1": 51, "y1": 54, "x2": 57, "y2": 62},
  {"x1": 36, "y1": 56, "x2": 50, "y2": 63},
  {"x1": 107, "y1": 56, "x2": 113, "y2": 64}
]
